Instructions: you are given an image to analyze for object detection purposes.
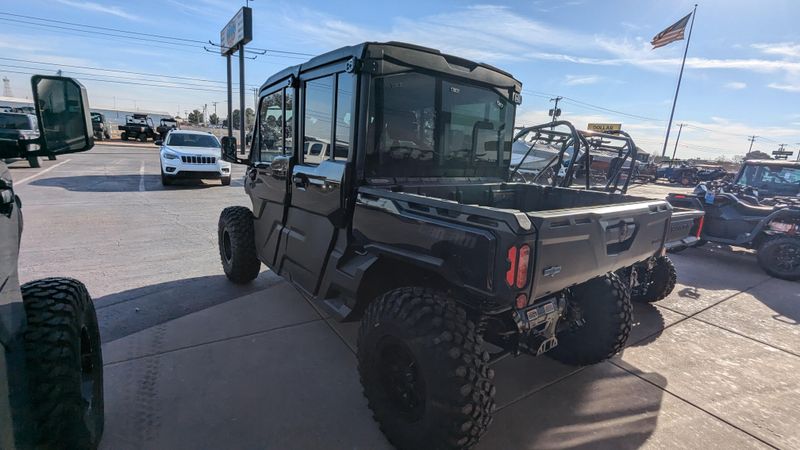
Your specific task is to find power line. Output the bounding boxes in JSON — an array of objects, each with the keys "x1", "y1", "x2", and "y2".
[
  {"x1": 0, "y1": 57, "x2": 260, "y2": 88},
  {"x1": 0, "y1": 12, "x2": 314, "y2": 58}
]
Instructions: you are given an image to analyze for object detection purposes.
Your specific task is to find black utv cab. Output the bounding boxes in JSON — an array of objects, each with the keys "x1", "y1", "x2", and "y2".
[
  {"x1": 118, "y1": 113, "x2": 157, "y2": 142},
  {"x1": 156, "y1": 117, "x2": 179, "y2": 140}
]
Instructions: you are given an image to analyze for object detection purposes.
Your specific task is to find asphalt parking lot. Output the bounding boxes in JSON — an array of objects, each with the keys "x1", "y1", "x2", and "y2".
[{"x1": 10, "y1": 143, "x2": 799, "y2": 449}]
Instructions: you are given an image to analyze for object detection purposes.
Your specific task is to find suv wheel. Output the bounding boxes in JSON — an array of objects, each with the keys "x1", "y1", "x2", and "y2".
[
  {"x1": 218, "y1": 206, "x2": 261, "y2": 283},
  {"x1": 547, "y1": 273, "x2": 632, "y2": 366},
  {"x1": 631, "y1": 256, "x2": 677, "y2": 303},
  {"x1": 27, "y1": 155, "x2": 40, "y2": 168},
  {"x1": 358, "y1": 287, "x2": 495, "y2": 450},
  {"x1": 221, "y1": 176, "x2": 231, "y2": 186},
  {"x1": 757, "y1": 237, "x2": 800, "y2": 280},
  {"x1": 21, "y1": 278, "x2": 104, "y2": 449}
]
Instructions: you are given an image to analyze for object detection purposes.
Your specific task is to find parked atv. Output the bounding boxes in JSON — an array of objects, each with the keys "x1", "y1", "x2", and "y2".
[
  {"x1": 91, "y1": 111, "x2": 112, "y2": 140},
  {"x1": 118, "y1": 113, "x2": 157, "y2": 142},
  {"x1": 156, "y1": 117, "x2": 179, "y2": 140},
  {"x1": 0, "y1": 76, "x2": 103, "y2": 449},
  {"x1": 216, "y1": 42, "x2": 702, "y2": 449},
  {"x1": 668, "y1": 160, "x2": 800, "y2": 280}
]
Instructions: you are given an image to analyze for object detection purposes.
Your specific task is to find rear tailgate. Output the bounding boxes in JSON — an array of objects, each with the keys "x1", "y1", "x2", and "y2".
[
  {"x1": 665, "y1": 208, "x2": 705, "y2": 250},
  {"x1": 527, "y1": 200, "x2": 671, "y2": 299}
]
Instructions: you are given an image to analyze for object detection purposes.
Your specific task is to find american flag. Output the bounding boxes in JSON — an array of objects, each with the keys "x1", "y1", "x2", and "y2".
[{"x1": 651, "y1": 13, "x2": 692, "y2": 49}]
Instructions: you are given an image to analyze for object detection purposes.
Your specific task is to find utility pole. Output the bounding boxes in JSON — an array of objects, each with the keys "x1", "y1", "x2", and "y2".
[
  {"x1": 746, "y1": 135, "x2": 757, "y2": 156},
  {"x1": 671, "y1": 123, "x2": 684, "y2": 161},
  {"x1": 211, "y1": 101, "x2": 218, "y2": 116},
  {"x1": 549, "y1": 96, "x2": 563, "y2": 123}
]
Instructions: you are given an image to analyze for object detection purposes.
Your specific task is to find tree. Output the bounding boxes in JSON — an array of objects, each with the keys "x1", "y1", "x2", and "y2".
[
  {"x1": 209, "y1": 113, "x2": 219, "y2": 125},
  {"x1": 187, "y1": 109, "x2": 202, "y2": 125},
  {"x1": 245, "y1": 107, "x2": 255, "y2": 129}
]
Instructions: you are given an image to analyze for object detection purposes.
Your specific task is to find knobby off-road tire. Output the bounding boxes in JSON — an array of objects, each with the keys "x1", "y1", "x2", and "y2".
[
  {"x1": 21, "y1": 277, "x2": 104, "y2": 450},
  {"x1": 548, "y1": 273, "x2": 632, "y2": 366},
  {"x1": 357, "y1": 287, "x2": 495, "y2": 450},
  {"x1": 757, "y1": 237, "x2": 800, "y2": 281},
  {"x1": 218, "y1": 206, "x2": 260, "y2": 283},
  {"x1": 631, "y1": 256, "x2": 677, "y2": 303}
]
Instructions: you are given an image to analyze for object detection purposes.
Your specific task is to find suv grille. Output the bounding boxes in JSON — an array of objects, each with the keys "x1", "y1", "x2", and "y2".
[{"x1": 181, "y1": 155, "x2": 216, "y2": 164}]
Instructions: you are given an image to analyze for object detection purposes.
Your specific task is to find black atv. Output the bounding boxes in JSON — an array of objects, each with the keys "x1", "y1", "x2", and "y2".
[
  {"x1": 667, "y1": 160, "x2": 800, "y2": 280},
  {"x1": 0, "y1": 76, "x2": 103, "y2": 449}
]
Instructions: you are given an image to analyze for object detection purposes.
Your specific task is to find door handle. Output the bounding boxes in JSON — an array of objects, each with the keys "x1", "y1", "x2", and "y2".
[{"x1": 293, "y1": 175, "x2": 308, "y2": 188}]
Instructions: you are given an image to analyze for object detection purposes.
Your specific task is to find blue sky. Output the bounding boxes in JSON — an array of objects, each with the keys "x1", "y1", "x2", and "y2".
[{"x1": 1, "y1": 0, "x2": 799, "y2": 158}]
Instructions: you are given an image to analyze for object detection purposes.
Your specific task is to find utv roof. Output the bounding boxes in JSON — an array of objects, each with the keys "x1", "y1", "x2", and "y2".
[
  {"x1": 261, "y1": 41, "x2": 522, "y2": 94},
  {"x1": 743, "y1": 159, "x2": 800, "y2": 167}
]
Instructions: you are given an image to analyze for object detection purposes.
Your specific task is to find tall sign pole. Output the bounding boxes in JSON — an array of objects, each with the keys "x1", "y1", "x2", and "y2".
[
  {"x1": 220, "y1": 7, "x2": 253, "y2": 154},
  {"x1": 660, "y1": 4, "x2": 697, "y2": 158}
]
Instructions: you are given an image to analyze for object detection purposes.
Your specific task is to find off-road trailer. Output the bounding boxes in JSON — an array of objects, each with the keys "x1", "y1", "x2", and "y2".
[{"x1": 216, "y1": 41, "x2": 692, "y2": 449}]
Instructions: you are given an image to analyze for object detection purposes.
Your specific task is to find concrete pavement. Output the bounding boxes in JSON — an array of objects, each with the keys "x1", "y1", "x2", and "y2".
[{"x1": 11, "y1": 145, "x2": 798, "y2": 449}]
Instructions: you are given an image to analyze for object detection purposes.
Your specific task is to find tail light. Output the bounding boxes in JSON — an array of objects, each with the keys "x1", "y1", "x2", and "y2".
[
  {"x1": 516, "y1": 245, "x2": 530, "y2": 289},
  {"x1": 505, "y1": 244, "x2": 531, "y2": 289},
  {"x1": 505, "y1": 246, "x2": 517, "y2": 286},
  {"x1": 695, "y1": 215, "x2": 705, "y2": 238},
  {"x1": 673, "y1": 194, "x2": 686, "y2": 199}
]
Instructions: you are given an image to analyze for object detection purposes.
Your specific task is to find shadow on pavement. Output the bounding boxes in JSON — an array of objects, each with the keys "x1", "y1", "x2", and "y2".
[
  {"x1": 484, "y1": 362, "x2": 666, "y2": 449},
  {"x1": 31, "y1": 175, "x2": 229, "y2": 191},
  {"x1": 628, "y1": 301, "x2": 666, "y2": 347},
  {"x1": 95, "y1": 272, "x2": 284, "y2": 343}
]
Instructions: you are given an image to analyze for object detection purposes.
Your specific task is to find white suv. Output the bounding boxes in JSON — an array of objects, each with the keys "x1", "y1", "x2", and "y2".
[{"x1": 158, "y1": 130, "x2": 232, "y2": 186}]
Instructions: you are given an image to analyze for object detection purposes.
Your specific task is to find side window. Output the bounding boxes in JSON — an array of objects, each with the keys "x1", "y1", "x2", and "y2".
[
  {"x1": 334, "y1": 73, "x2": 354, "y2": 161},
  {"x1": 303, "y1": 75, "x2": 334, "y2": 165},
  {"x1": 284, "y1": 88, "x2": 294, "y2": 155},
  {"x1": 258, "y1": 90, "x2": 283, "y2": 162}
]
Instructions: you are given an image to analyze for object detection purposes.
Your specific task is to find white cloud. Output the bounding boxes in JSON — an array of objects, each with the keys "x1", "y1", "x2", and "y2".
[
  {"x1": 55, "y1": 0, "x2": 141, "y2": 21},
  {"x1": 564, "y1": 75, "x2": 602, "y2": 86},
  {"x1": 724, "y1": 81, "x2": 747, "y2": 90},
  {"x1": 768, "y1": 82, "x2": 800, "y2": 92},
  {"x1": 752, "y1": 42, "x2": 800, "y2": 59}
]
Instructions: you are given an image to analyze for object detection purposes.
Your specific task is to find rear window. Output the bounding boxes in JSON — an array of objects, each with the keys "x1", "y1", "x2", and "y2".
[
  {"x1": 0, "y1": 113, "x2": 34, "y2": 130},
  {"x1": 166, "y1": 133, "x2": 220, "y2": 148}
]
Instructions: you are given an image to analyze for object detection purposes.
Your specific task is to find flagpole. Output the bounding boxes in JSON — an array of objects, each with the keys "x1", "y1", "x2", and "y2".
[{"x1": 660, "y1": 4, "x2": 697, "y2": 158}]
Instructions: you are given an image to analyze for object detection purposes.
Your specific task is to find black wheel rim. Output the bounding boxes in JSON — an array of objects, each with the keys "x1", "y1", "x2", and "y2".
[
  {"x1": 222, "y1": 229, "x2": 233, "y2": 262},
  {"x1": 377, "y1": 337, "x2": 425, "y2": 420},
  {"x1": 79, "y1": 326, "x2": 98, "y2": 426},
  {"x1": 774, "y1": 243, "x2": 800, "y2": 272}
]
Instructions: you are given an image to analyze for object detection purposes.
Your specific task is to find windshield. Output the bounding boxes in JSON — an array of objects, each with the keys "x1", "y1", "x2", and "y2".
[
  {"x1": 738, "y1": 164, "x2": 800, "y2": 195},
  {"x1": 166, "y1": 133, "x2": 220, "y2": 148},
  {"x1": 91, "y1": 113, "x2": 103, "y2": 123},
  {"x1": 0, "y1": 113, "x2": 34, "y2": 130},
  {"x1": 366, "y1": 72, "x2": 515, "y2": 179}
]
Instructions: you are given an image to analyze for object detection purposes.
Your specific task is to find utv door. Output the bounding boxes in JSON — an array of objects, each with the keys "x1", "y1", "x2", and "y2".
[
  {"x1": 282, "y1": 72, "x2": 354, "y2": 295},
  {"x1": 248, "y1": 87, "x2": 293, "y2": 267}
]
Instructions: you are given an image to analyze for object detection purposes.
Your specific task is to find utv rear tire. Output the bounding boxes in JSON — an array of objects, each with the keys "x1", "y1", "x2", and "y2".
[
  {"x1": 21, "y1": 278, "x2": 104, "y2": 450},
  {"x1": 27, "y1": 155, "x2": 40, "y2": 168},
  {"x1": 757, "y1": 237, "x2": 800, "y2": 280},
  {"x1": 547, "y1": 273, "x2": 632, "y2": 366},
  {"x1": 631, "y1": 256, "x2": 677, "y2": 303},
  {"x1": 121, "y1": 132, "x2": 128, "y2": 141},
  {"x1": 139, "y1": 134, "x2": 147, "y2": 142},
  {"x1": 218, "y1": 206, "x2": 260, "y2": 283},
  {"x1": 358, "y1": 287, "x2": 495, "y2": 450}
]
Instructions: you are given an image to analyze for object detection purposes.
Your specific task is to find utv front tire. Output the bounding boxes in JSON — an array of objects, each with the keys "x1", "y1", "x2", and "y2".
[
  {"x1": 358, "y1": 287, "x2": 495, "y2": 450},
  {"x1": 22, "y1": 277, "x2": 104, "y2": 450},
  {"x1": 548, "y1": 273, "x2": 632, "y2": 366},
  {"x1": 218, "y1": 206, "x2": 260, "y2": 283},
  {"x1": 757, "y1": 237, "x2": 800, "y2": 280},
  {"x1": 631, "y1": 256, "x2": 677, "y2": 303}
]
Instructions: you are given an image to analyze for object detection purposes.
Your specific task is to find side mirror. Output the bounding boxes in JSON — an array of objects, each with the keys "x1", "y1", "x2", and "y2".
[
  {"x1": 154, "y1": 140, "x2": 163, "y2": 146},
  {"x1": 221, "y1": 136, "x2": 248, "y2": 164},
  {"x1": 30, "y1": 75, "x2": 93, "y2": 155}
]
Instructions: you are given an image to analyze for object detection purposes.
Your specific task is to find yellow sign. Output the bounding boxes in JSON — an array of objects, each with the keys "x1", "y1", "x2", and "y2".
[{"x1": 587, "y1": 123, "x2": 622, "y2": 132}]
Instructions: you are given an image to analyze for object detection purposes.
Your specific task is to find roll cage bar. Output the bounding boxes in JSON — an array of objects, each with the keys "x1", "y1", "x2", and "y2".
[{"x1": 511, "y1": 121, "x2": 640, "y2": 194}]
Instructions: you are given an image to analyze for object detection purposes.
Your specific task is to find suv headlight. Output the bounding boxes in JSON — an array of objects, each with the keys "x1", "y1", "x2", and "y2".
[{"x1": 162, "y1": 151, "x2": 179, "y2": 160}]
